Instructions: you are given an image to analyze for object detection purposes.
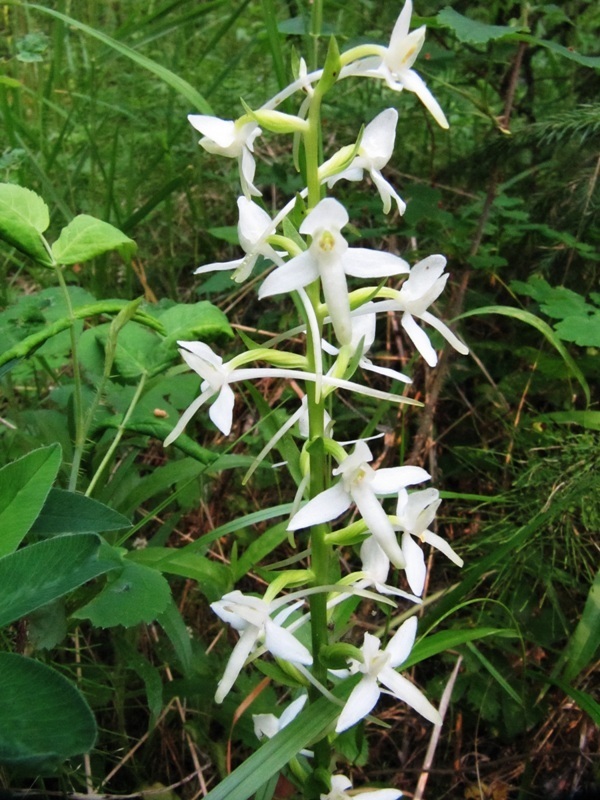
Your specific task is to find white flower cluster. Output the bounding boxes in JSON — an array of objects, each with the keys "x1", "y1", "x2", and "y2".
[{"x1": 167, "y1": 1, "x2": 468, "y2": 795}]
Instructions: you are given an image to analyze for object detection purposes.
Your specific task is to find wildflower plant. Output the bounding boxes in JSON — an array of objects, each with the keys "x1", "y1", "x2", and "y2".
[{"x1": 167, "y1": 1, "x2": 468, "y2": 796}]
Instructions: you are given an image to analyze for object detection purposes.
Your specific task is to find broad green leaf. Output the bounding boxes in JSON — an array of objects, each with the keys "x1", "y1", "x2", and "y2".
[
  {"x1": 456, "y1": 305, "x2": 590, "y2": 405},
  {"x1": 30, "y1": 488, "x2": 131, "y2": 536},
  {"x1": 0, "y1": 534, "x2": 118, "y2": 627},
  {"x1": 156, "y1": 597, "x2": 194, "y2": 677},
  {"x1": 27, "y1": 4, "x2": 213, "y2": 113},
  {"x1": 0, "y1": 183, "x2": 53, "y2": 266},
  {"x1": 73, "y1": 561, "x2": 171, "y2": 628},
  {"x1": 559, "y1": 568, "x2": 600, "y2": 684},
  {"x1": 157, "y1": 301, "x2": 234, "y2": 347},
  {"x1": 27, "y1": 600, "x2": 67, "y2": 651},
  {"x1": 129, "y1": 548, "x2": 231, "y2": 602},
  {"x1": 0, "y1": 444, "x2": 62, "y2": 556},
  {"x1": 0, "y1": 652, "x2": 96, "y2": 772},
  {"x1": 51, "y1": 214, "x2": 137, "y2": 265},
  {"x1": 522, "y1": 34, "x2": 600, "y2": 69},
  {"x1": 437, "y1": 8, "x2": 526, "y2": 44}
]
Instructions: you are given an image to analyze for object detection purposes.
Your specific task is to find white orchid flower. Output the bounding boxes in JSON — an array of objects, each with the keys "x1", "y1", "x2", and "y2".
[
  {"x1": 328, "y1": 109, "x2": 406, "y2": 215},
  {"x1": 323, "y1": 313, "x2": 411, "y2": 385},
  {"x1": 368, "y1": 254, "x2": 469, "y2": 367},
  {"x1": 188, "y1": 114, "x2": 262, "y2": 198},
  {"x1": 394, "y1": 487, "x2": 463, "y2": 596},
  {"x1": 253, "y1": 694, "x2": 312, "y2": 756},
  {"x1": 211, "y1": 590, "x2": 312, "y2": 704},
  {"x1": 194, "y1": 197, "x2": 284, "y2": 283},
  {"x1": 288, "y1": 440, "x2": 429, "y2": 568},
  {"x1": 335, "y1": 617, "x2": 442, "y2": 732},
  {"x1": 341, "y1": 0, "x2": 448, "y2": 130},
  {"x1": 259, "y1": 198, "x2": 410, "y2": 346},
  {"x1": 321, "y1": 774, "x2": 401, "y2": 800}
]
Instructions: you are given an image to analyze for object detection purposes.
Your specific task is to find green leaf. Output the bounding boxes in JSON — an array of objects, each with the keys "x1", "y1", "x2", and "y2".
[
  {"x1": 403, "y1": 627, "x2": 517, "y2": 669},
  {"x1": 51, "y1": 214, "x2": 137, "y2": 265},
  {"x1": 534, "y1": 411, "x2": 600, "y2": 432},
  {"x1": 0, "y1": 444, "x2": 62, "y2": 556},
  {"x1": 0, "y1": 653, "x2": 96, "y2": 773},
  {"x1": 73, "y1": 561, "x2": 171, "y2": 628},
  {"x1": 437, "y1": 7, "x2": 526, "y2": 44},
  {"x1": 130, "y1": 548, "x2": 231, "y2": 603},
  {"x1": 456, "y1": 305, "x2": 590, "y2": 405},
  {"x1": 157, "y1": 301, "x2": 234, "y2": 346},
  {"x1": 0, "y1": 183, "x2": 53, "y2": 266},
  {"x1": 30, "y1": 488, "x2": 131, "y2": 536},
  {"x1": 559, "y1": 568, "x2": 600, "y2": 684},
  {"x1": 0, "y1": 534, "x2": 118, "y2": 627},
  {"x1": 156, "y1": 597, "x2": 194, "y2": 677},
  {"x1": 466, "y1": 642, "x2": 523, "y2": 705},
  {"x1": 521, "y1": 34, "x2": 600, "y2": 69},
  {"x1": 547, "y1": 677, "x2": 600, "y2": 726}
]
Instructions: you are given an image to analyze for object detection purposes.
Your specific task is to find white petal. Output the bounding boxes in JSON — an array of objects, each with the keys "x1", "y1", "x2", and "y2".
[
  {"x1": 352, "y1": 483, "x2": 405, "y2": 568},
  {"x1": 388, "y1": 0, "x2": 413, "y2": 50},
  {"x1": 360, "y1": 536, "x2": 390, "y2": 584},
  {"x1": 253, "y1": 713, "x2": 280, "y2": 740},
  {"x1": 320, "y1": 256, "x2": 352, "y2": 345},
  {"x1": 335, "y1": 677, "x2": 381, "y2": 732},
  {"x1": 421, "y1": 530, "x2": 464, "y2": 567},
  {"x1": 188, "y1": 115, "x2": 236, "y2": 148},
  {"x1": 387, "y1": 26, "x2": 426, "y2": 73},
  {"x1": 163, "y1": 387, "x2": 215, "y2": 446},
  {"x1": 420, "y1": 310, "x2": 469, "y2": 355},
  {"x1": 288, "y1": 483, "x2": 352, "y2": 530},
  {"x1": 371, "y1": 169, "x2": 407, "y2": 216},
  {"x1": 215, "y1": 627, "x2": 259, "y2": 703},
  {"x1": 301, "y1": 197, "x2": 348, "y2": 236},
  {"x1": 404, "y1": 254, "x2": 447, "y2": 298},
  {"x1": 264, "y1": 620, "x2": 313, "y2": 665},
  {"x1": 386, "y1": 616, "x2": 417, "y2": 667},
  {"x1": 361, "y1": 108, "x2": 398, "y2": 166},
  {"x1": 239, "y1": 146, "x2": 261, "y2": 198},
  {"x1": 402, "y1": 531, "x2": 426, "y2": 596},
  {"x1": 194, "y1": 257, "x2": 244, "y2": 275},
  {"x1": 379, "y1": 666, "x2": 442, "y2": 725},
  {"x1": 402, "y1": 69, "x2": 449, "y2": 129},
  {"x1": 209, "y1": 384, "x2": 235, "y2": 435},
  {"x1": 370, "y1": 465, "x2": 430, "y2": 495},
  {"x1": 258, "y1": 251, "x2": 318, "y2": 298},
  {"x1": 343, "y1": 248, "x2": 410, "y2": 279},
  {"x1": 331, "y1": 775, "x2": 353, "y2": 793},
  {"x1": 402, "y1": 312, "x2": 438, "y2": 367},
  {"x1": 178, "y1": 340, "x2": 223, "y2": 368},
  {"x1": 361, "y1": 358, "x2": 412, "y2": 384},
  {"x1": 237, "y1": 196, "x2": 273, "y2": 249},
  {"x1": 279, "y1": 694, "x2": 308, "y2": 728}
]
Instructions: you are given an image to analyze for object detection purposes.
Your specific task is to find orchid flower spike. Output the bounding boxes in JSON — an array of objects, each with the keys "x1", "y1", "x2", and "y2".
[
  {"x1": 394, "y1": 487, "x2": 464, "y2": 596},
  {"x1": 335, "y1": 617, "x2": 442, "y2": 732},
  {"x1": 194, "y1": 197, "x2": 284, "y2": 283},
  {"x1": 259, "y1": 198, "x2": 409, "y2": 346},
  {"x1": 188, "y1": 114, "x2": 262, "y2": 198},
  {"x1": 321, "y1": 774, "x2": 402, "y2": 800},
  {"x1": 341, "y1": 0, "x2": 448, "y2": 129},
  {"x1": 211, "y1": 590, "x2": 312, "y2": 703},
  {"x1": 288, "y1": 439, "x2": 430, "y2": 568},
  {"x1": 328, "y1": 109, "x2": 406, "y2": 215}
]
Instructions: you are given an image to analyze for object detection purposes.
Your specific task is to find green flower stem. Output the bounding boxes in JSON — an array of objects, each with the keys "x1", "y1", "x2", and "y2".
[
  {"x1": 302, "y1": 66, "x2": 333, "y2": 780},
  {"x1": 85, "y1": 371, "x2": 148, "y2": 497}
]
